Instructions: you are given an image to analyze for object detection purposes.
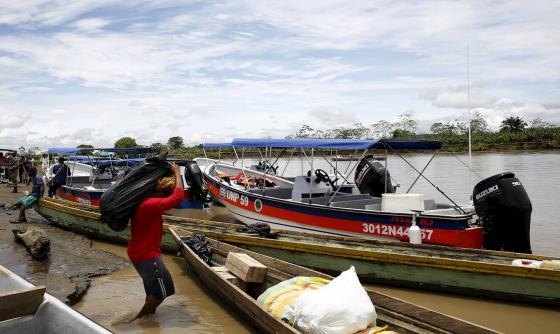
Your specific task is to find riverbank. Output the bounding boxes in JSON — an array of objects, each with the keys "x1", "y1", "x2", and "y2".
[{"x1": 0, "y1": 183, "x2": 127, "y2": 304}]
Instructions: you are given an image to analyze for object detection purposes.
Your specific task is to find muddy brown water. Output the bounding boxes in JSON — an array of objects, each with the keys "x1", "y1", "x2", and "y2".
[{"x1": 74, "y1": 241, "x2": 256, "y2": 334}]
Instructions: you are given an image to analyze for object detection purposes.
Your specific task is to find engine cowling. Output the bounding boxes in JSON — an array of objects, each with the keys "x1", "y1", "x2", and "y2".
[
  {"x1": 355, "y1": 155, "x2": 394, "y2": 197},
  {"x1": 184, "y1": 161, "x2": 209, "y2": 202},
  {"x1": 473, "y1": 172, "x2": 532, "y2": 253}
]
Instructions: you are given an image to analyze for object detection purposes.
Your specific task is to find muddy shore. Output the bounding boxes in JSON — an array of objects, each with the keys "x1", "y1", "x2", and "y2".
[{"x1": 0, "y1": 182, "x2": 127, "y2": 304}]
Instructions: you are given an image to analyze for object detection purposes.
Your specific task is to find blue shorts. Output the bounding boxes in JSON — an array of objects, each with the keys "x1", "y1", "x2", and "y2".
[{"x1": 132, "y1": 256, "x2": 175, "y2": 300}]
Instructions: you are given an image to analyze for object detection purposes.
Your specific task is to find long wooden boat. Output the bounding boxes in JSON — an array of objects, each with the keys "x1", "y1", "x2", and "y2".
[
  {"x1": 0, "y1": 264, "x2": 111, "y2": 334},
  {"x1": 33, "y1": 197, "x2": 560, "y2": 306},
  {"x1": 168, "y1": 226, "x2": 498, "y2": 334}
]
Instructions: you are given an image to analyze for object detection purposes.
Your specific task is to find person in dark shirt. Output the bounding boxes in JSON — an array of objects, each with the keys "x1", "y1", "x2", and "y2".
[
  {"x1": 9, "y1": 167, "x2": 44, "y2": 223},
  {"x1": 48, "y1": 157, "x2": 71, "y2": 197}
]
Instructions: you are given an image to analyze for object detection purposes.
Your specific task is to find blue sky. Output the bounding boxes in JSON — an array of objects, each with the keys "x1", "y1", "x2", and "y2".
[{"x1": 1, "y1": 0, "x2": 559, "y2": 149}]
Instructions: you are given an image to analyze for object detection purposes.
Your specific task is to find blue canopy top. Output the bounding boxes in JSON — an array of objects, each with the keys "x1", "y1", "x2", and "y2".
[
  {"x1": 67, "y1": 156, "x2": 145, "y2": 166},
  {"x1": 229, "y1": 138, "x2": 442, "y2": 150},
  {"x1": 48, "y1": 147, "x2": 152, "y2": 155},
  {"x1": 48, "y1": 148, "x2": 83, "y2": 155},
  {"x1": 202, "y1": 143, "x2": 233, "y2": 149}
]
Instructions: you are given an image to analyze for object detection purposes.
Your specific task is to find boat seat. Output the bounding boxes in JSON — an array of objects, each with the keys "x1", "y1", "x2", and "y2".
[{"x1": 249, "y1": 187, "x2": 294, "y2": 199}]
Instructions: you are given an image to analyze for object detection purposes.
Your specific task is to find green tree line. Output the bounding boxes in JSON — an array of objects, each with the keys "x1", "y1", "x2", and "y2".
[{"x1": 109, "y1": 113, "x2": 559, "y2": 158}]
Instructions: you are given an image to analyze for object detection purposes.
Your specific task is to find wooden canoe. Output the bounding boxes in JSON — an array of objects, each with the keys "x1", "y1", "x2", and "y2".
[
  {"x1": 33, "y1": 197, "x2": 560, "y2": 306},
  {"x1": 0, "y1": 264, "x2": 111, "y2": 334},
  {"x1": 168, "y1": 226, "x2": 498, "y2": 334}
]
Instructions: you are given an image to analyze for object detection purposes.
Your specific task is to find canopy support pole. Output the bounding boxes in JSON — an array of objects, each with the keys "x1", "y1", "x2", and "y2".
[
  {"x1": 384, "y1": 143, "x2": 465, "y2": 214},
  {"x1": 406, "y1": 151, "x2": 438, "y2": 193}
]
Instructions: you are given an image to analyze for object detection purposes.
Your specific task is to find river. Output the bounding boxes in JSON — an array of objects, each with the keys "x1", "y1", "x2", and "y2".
[
  {"x1": 3, "y1": 151, "x2": 560, "y2": 333},
  {"x1": 73, "y1": 151, "x2": 560, "y2": 333}
]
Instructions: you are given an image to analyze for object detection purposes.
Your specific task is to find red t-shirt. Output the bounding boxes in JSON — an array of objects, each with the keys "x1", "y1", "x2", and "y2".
[{"x1": 127, "y1": 187, "x2": 184, "y2": 262}]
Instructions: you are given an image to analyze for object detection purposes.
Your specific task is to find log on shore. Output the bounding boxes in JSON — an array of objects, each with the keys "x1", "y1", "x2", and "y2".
[{"x1": 12, "y1": 227, "x2": 50, "y2": 260}]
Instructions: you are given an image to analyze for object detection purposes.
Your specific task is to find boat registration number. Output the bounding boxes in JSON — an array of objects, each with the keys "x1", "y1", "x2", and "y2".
[
  {"x1": 220, "y1": 187, "x2": 250, "y2": 207},
  {"x1": 362, "y1": 223, "x2": 433, "y2": 240}
]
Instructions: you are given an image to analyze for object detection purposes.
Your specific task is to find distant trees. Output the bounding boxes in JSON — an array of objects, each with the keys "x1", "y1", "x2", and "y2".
[
  {"x1": 167, "y1": 136, "x2": 185, "y2": 149},
  {"x1": 114, "y1": 137, "x2": 138, "y2": 148},
  {"x1": 530, "y1": 117, "x2": 552, "y2": 129},
  {"x1": 500, "y1": 116, "x2": 527, "y2": 133},
  {"x1": 469, "y1": 112, "x2": 489, "y2": 134},
  {"x1": 77, "y1": 144, "x2": 94, "y2": 155},
  {"x1": 150, "y1": 142, "x2": 168, "y2": 155}
]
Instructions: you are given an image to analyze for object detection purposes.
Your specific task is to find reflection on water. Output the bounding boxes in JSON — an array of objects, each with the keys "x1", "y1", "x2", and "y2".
[{"x1": 74, "y1": 241, "x2": 256, "y2": 334}]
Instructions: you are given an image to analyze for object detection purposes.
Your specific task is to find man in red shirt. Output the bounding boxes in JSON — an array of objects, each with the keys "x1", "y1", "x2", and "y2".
[{"x1": 128, "y1": 163, "x2": 184, "y2": 319}]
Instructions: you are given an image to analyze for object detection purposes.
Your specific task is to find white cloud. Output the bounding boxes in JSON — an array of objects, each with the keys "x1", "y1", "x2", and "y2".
[
  {"x1": 71, "y1": 18, "x2": 111, "y2": 31},
  {"x1": 171, "y1": 109, "x2": 192, "y2": 118},
  {"x1": 420, "y1": 84, "x2": 497, "y2": 109},
  {"x1": 308, "y1": 106, "x2": 357, "y2": 128},
  {"x1": 0, "y1": 111, "x2": 30, "y2": 131},
  {"x1": 543, "y1": 96, "x2": 560, "y2": 110},
  {"x1": 0, "y1": 1, "x2": 558, "y2": 148}
]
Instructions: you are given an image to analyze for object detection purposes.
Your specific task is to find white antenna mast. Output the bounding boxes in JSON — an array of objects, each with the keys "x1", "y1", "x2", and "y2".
[{"x1": 467, "y1": 46, "x2": 472, "y2": 169}]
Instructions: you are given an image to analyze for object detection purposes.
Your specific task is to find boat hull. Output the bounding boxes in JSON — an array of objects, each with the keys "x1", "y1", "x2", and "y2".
[
  {"x1": 0, "y1": 264, "x2": 111, "y2": 334},
  {"x1": 33, "y1": 198, "x2": 560, "y2": 307},
  {"x1": 34, "y1": 198, "x2": 178, "y2": 252},
  {"x1": 206, "y1": 176, "x2": 483, "y2": 249}
]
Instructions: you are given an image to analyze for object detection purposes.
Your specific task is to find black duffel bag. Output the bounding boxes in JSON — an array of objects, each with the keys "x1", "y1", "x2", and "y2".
[{"x1": 100, "y1": 155, "x2": 170, "y2": 231}]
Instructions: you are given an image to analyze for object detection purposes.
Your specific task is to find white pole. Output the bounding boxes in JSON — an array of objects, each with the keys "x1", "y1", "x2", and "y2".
[{"x1": 467, "y1": 46, "x2": 472, "y2": 169}]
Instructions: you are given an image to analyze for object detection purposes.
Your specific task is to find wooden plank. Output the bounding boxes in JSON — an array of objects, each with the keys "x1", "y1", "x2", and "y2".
[
  {"x1": 225, "y1": 252, "x2": 267, "y2": 283},
  {"x1": 0, "y1": 286, "x2": 45, "y2": 321}
]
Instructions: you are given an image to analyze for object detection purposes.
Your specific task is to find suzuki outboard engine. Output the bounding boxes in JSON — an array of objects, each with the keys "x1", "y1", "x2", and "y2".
[
  {"x1": 184, "y1": 161, "x2": 209, "y2": 202},
  {"x1": 473, "y1": 172, "x2": 532, "y2": 253},
  {"x1": 355, "y1": 155, "x2": 395, "y2": 197}
]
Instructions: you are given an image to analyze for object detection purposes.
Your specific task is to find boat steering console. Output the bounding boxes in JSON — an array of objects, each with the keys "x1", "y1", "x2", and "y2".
[{"x1": 308, "y1": 169, "x2": 338, "y2": 188}]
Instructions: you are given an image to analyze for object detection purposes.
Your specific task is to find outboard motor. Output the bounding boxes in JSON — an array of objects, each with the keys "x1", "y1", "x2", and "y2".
[
  {"x1": 354, "y1": 155, "x2": 395, "y2": 197},
  {"x1": 473, "y1": 172, "x2": 532, "y2": 253},
  {"x1": 184, "y1": 161, "x2": 209, "y2": 202}
]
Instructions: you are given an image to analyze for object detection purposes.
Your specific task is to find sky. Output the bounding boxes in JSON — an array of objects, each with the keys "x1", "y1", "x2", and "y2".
[{"x1": 1, "y1": 0, "x2": 559, "y2": 150}]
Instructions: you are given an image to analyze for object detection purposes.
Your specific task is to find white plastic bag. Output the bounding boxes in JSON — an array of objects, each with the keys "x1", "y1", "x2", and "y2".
[{"x1": 293, "y1": 266, "x2": 376, "y2": 334}]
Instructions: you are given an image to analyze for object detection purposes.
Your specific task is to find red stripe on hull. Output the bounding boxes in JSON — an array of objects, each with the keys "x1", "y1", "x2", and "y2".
[{"x1": 208, "y1": 183, "x2": 483, "y2": 249}]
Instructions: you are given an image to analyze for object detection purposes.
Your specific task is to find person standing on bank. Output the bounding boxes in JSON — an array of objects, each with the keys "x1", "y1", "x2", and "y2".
[
  {"x1": 41, "y1": 154, "x2": 49, "y2": 176},
  {"x1": 8, "y1": 153, "x2": 19, "y2": 193},
  {"x1": 48, "y1": 157, "x2": 71, "y2": 197},
  {"x1": 18, "y1": 155, "x2": 25, "y2": 183},
  {"x1": 128, "y1": 163, "x2": 184, "y2": 319}
]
